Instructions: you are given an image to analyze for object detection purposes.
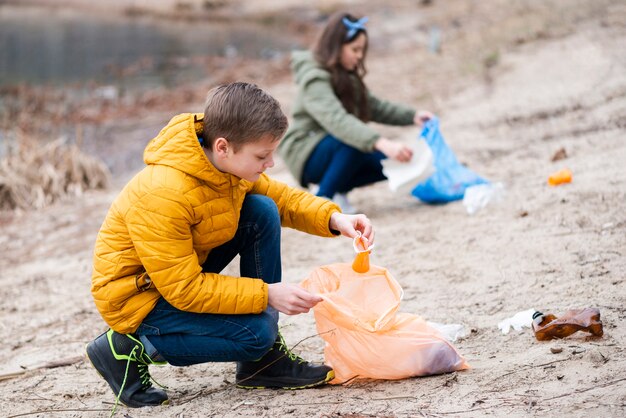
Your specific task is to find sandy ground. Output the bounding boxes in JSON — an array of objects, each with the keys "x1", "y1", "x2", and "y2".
[{"x1": 1, "y1": 0, "x2": 625, "y2": 417}]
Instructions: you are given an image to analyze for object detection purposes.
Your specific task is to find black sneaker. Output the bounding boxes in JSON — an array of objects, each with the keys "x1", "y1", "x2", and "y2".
[
  {"x1": 86, "y1": 329, "x2": 169, "y2": 408},
  {"x1": 236, "y1": 333, "x2": 334, "y2": 389}
]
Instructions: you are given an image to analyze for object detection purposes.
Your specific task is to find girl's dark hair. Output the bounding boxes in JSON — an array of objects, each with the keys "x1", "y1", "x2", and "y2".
[{"x1": 313, "y1": 12, "x2": 370, "y2": 122}]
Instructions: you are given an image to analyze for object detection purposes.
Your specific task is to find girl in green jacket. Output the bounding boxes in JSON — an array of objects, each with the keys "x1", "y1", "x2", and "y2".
[{"x1": 278, "y1": 12, "x2": 433, "y2": 213}]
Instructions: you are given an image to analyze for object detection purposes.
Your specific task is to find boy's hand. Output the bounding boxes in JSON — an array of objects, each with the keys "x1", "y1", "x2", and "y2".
[
  {"x1": 329, "y1": 212, "x2": 374, "y2": 245},
  {"x1": 268, "y1": 283, "x2": 323, "y2": 315}
]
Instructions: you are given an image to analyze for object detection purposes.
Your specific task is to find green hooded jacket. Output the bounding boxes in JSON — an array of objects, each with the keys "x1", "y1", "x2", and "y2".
[{"x1": 278, "y1": 50, "x2": 417, "y2": 186}]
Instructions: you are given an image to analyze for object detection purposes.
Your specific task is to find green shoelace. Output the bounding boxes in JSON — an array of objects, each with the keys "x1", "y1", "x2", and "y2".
[
  {"x1": 276, "y1": 333, "x2": 306, "y2": 364},
  {"x1": 109, "y1": 345, "x2": 166, "y2": 418}
]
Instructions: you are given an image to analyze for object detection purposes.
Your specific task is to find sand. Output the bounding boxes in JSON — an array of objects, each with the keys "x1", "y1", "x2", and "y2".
[{"x1": 1, "y1": 0, "x2": 625, "y2": 416}]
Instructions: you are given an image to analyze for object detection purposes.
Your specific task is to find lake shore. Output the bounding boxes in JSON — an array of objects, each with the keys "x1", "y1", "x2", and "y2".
[{"x1": 1, "y1": 0, "x2": 625, "y2": 417}]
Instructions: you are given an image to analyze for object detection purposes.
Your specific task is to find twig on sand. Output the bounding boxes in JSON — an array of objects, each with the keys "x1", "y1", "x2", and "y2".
[
  {"x1": 542, "y1": 377, "x2": 626, "y2": 401},
  {"x1": 463, "y1": 377, "x2": 626, "y2": 415},
  {"x1": 435, "y1": 402, "x2": 509, "y2": 415},
  {"x1": 370, "y1": 395, "x2": 419, "y2": 401},
  {"x1": 176, "y1": 387, "x2": 225, "y2": 405},
  {"x1": 34, "y1": 356, "x2": 84, "y2": 370},
  {"x1": 0, "y1": 356, "x2": 83, "y2": 382},
  {"x1": 7, "y1": 408, "x2": 110, "y2": 418},
  {"x1": 176, "y1": 390, "x2": 205, "y2": 405},
  {"x1": 491, "y1": 358, "x2": 571, "y2": 381},
  {"x1": 0, "y1": 371, "x2": 27, "y2": 382},
  {"x1": 289, "y1": 401, "x2": 344, "y2": 406}
]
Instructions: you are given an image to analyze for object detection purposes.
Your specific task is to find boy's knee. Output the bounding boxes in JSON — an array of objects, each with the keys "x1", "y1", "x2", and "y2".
[
  {"x1": 244, "y1": 195, "x2": 279, "y2": 224},
  {"x1": 246, "y1": 194, "x2": 277, "y2": 211}
]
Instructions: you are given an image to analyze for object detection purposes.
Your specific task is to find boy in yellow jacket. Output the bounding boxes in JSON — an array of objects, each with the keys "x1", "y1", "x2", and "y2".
[{"x1": 86, "y1": 82, "x2": 374, "y2": 408}]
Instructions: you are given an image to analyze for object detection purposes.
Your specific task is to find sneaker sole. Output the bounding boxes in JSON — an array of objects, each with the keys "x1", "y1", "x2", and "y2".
[
  {"x1": 236, "y1": 369, "x2": 335, "y2": 390},
  {"x1": 84, "y1": 343, "x2": 169, "y2": 408}
]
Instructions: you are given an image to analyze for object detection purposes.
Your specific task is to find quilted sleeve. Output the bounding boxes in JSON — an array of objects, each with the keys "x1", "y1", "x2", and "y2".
[
  {"x1": 125, "y1": 188, "x2": 268, "y2": 314},
  {"x1": 250, "y1": 174, "x2": 340, "y2": 237}
]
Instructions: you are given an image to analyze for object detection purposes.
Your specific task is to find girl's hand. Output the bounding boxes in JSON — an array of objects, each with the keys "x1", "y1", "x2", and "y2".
[
  {"x1": 414, "y1": 110, "x2": 434, "y2": 126},
  {"x1": 374, "y1": 137, "x2": 413, "y2": 162},
  {"x1": 268, "y1": 283, "x2": 322, "y2": 315},
  {"x1": 329, "y1": 212, "x2": 374, "y2": 245}
]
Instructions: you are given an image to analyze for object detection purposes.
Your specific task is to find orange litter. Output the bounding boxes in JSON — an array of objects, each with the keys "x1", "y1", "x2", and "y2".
[
  {"x1": 548, "y1": 168, "x2": 572, "y2": 186},
  {"x1": 351, "y1": 232, "x2": 372, "y2": 273}
]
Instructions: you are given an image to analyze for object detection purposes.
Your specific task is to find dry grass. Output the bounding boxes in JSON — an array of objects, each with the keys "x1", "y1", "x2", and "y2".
[{"x1": 0, "y1": 136, "x2": 111, "y2": 210}]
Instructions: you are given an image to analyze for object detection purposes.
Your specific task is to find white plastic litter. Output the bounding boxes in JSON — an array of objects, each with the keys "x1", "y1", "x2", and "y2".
[
  {"x1": 427, "y1": 322, "x2": 468, "y2": 342},
  {"x1": 382, "y1": 139, "x2": 435, "y2": 195},
  {"x1": 497, "y1": 308, "x2": 536, "y2": 334},
  {"x1": 462, "y1": 182, "x2": 505, "y2": 215}
]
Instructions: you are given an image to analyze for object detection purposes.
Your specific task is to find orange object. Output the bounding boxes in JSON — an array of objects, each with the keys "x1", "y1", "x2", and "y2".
[
  {"x1": 351, "y1": 232, "x2": 371, "y2": 273},
  {"x1": 300, "y1": 261, "x2": 469, "y2": 383},
  {"x1": 532, "y1": 308, "x2": 603, "y2": 341},
  {"x1": 548, "y1": 168, "x2": 572, "y2": 186}
]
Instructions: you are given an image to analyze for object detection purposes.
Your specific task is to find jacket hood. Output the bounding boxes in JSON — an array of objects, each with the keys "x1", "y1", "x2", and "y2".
[
  {"x1": 291, "y1": 50, "x2": 329, "y2": 86},
  {"x1": 143, "y1": 113, "x2": 236, "y2": 186}
]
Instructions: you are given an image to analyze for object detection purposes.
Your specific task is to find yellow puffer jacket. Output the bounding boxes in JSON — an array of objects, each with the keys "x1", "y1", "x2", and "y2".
[{"x1": 92, "y1": 113, "x2": 340, "y2": 333}]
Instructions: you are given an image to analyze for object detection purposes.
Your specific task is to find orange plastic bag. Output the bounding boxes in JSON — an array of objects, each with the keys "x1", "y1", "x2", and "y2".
[{"x1": 301, "y1": 235, "x2": 469, "y2": 384}]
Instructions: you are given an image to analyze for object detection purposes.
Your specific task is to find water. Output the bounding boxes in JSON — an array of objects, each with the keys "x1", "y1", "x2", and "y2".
[
  {"x1": 0, "y1": 5, "x2": 299, "y2": 89},
  {"x1": 0, "y1": 5, "x2": 302, "y2": 163}
]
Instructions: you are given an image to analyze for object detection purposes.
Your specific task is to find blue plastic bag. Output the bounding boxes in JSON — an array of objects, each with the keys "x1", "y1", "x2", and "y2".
[{"x1": 412, "y1": 117, "x2": 488, "y2": 203}]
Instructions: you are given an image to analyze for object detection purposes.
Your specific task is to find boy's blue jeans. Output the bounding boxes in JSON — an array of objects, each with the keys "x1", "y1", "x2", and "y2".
[
  {"x1": 135, "y1": 195, "x2": 281, "y2": 366},
  {"x1": 302, "y1": 134, "x2": 387, "y2": 199}
]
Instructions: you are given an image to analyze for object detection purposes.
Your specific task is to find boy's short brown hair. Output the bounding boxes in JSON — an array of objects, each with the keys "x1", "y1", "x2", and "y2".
[{"x1": 203, "y1": 82, "x2": 288, "y2": 151}]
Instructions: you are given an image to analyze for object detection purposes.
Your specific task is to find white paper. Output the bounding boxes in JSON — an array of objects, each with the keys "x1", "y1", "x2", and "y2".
[{"x1": 381, "y1": 139, "x2": 435, "y2": 195}]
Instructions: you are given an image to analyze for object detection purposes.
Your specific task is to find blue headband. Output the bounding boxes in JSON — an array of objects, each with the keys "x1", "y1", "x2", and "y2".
[{"x1": 342, "y1": 16, "x2": 368, "y2": 41}]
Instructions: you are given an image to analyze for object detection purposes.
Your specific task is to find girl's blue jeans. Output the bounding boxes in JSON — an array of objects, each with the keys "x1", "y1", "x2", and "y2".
[
  {"x1": 302, "y1": 134, "x2": 387, "y2": 199},
  {"x1": 135, "y1": 194, "x2": 281, "y2": 366}
]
